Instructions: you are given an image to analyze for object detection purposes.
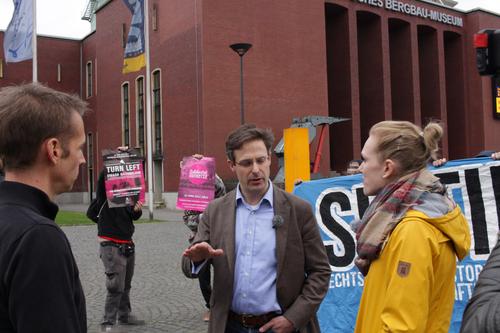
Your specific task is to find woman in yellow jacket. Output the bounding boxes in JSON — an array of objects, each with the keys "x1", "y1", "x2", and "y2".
[{"x1": 353, "y1": 120, "x2": 471, "y2": 333}]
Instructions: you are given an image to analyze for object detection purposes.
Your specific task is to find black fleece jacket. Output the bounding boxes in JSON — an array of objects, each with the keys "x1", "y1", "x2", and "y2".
[{"x1": 0, "y1": 181, "x2": 87, "y2": 333}]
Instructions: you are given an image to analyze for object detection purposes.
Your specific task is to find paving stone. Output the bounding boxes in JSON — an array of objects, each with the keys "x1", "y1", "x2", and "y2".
[{"x1": 62, "y1": 220, "x2": 210, "y2": 333}]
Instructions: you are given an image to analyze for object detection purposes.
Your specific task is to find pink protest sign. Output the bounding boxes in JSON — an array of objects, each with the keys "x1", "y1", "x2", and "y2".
[
  {"x1": 176, "y1": 156, "x2": 216, "y2": 211},
  {"x1": 103, "y1": 148, "x2": 145, "y2": 208}
]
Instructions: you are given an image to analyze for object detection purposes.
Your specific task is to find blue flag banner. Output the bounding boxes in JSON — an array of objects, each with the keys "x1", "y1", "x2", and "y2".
[
  {"x1": 293, "y1": 157, "x2": 500, "y2": 332},
  {"x1": 3, "y1": 0, "x2": 33, "y2": 63},
  {"x1": 122, "y1": 0, "x2": 145, "y2": 74}
]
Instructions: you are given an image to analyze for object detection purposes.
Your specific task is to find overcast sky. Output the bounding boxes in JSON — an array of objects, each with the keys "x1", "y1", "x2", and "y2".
[
  {"x1": 0, "y1": 0, "x2": 91, "y2": 39},
  {"x1": 0, "y1": 0, "x2": 499, "y2": 39}
]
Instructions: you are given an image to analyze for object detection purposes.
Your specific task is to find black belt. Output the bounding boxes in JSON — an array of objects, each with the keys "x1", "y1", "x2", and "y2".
[
  {"x1": 100, "y1": 241, "x2": 135, "y2": 257},
  {"x1": 100, "y1": 240, "x2": 133, "y2": 247},
  {"x1": 228, "y1": 311, "x2": 279, "y2": 328},
  {"x1": 100, "y1": 241, "x2": 121, "y2": 248}
]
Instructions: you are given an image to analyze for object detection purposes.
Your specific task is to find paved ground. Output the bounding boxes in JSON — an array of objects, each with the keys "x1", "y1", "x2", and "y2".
[{"x1": 60, "y1": 205, "x2": 210, "y2": 333}]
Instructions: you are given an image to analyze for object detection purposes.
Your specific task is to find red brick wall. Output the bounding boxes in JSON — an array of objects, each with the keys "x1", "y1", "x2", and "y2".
[{"x1": 200, "y1": 0, "x2": 330, "y2": 182}]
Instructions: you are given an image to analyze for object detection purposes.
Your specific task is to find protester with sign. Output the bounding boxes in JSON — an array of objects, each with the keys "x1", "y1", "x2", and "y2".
[
  {"x1": 182, "y1": 124, "x2": 331, "y2": 333},
  {"x1": 353, "y1": 121, "x2": 471, "y2": 332},
  {"x1": 180, "y1": 154, "x2": 226, "y2": 322},
  {"x1": 93, "y1": 148, "x2": 144, "y2": 329},
  {"x1": 177, "y1": 155, "x2": 217, "y2": 212},
  {"x1": 102, "y1": 148, "x2": 146, "y2": 208},
  {"x1": 0, "y1": 83, "x2": 87, "y2": 332}
]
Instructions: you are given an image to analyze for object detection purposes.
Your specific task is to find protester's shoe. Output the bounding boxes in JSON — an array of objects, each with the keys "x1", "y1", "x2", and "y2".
[
  {"x1": 118, "y1": 315, "x2": 145, "y2": 325},
  {"x1": 203, "y1": 310, "x2": 210, "y2": 322},
  {"x1": 100, "y1": 321, "x2": 114, "y2": 332}
]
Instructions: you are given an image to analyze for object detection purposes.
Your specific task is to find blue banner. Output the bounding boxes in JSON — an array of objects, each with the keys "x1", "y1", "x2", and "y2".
[
  {"x1": 3, "y1": 0, "x2": 33, "y2": 63},
  {"x1": 294, "y1": 157, "x2": 500, "y2": 332},
  {"x1": 122, "y1": 0, "x2": 145, "y2": 73}
]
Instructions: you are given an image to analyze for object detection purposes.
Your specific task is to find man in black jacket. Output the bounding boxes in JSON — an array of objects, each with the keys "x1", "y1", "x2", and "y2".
[
  {"x1": 94, "y1": 168, "x2": 143, "y2": 328},
  {"x1": 0, "y1": 83, "x2": 88, "y2": 333},
  {"x1": 460, "y1": 237, "x2": 500, "y2": 333}
]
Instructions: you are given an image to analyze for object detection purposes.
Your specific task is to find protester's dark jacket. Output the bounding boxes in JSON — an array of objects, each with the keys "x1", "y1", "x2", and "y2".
[
  {"x1": 460, "y1": 237, "x2": 500, "y2": 333},
  {"x1": 95, "y1": 170, "x2": 142, "y2": 241},
  {"x1": 0, "y1": 181, "x2": 87, "y2": 333}
]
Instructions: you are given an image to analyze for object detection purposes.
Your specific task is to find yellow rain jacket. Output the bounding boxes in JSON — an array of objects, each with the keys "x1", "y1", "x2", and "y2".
[{"x1": 355, "y1": 205, "x2": 470, "y2": 333}]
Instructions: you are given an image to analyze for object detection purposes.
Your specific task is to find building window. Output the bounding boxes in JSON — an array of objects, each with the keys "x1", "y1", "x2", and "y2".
[
  {"x1": 86, "y1": 61, "x2": 93, "y2": 98},
  {"x1": 122, "y1": 83, "x2": 130, "y2": 147},
  {"x1": 136, "y1": 76, "x2": 145, "y2": 154},
  {"x1": 87, "y1": 132, "x2": 95, "y2": 199},
  {"x1": 87, "y1": 132, "x2": 94, "y2": 168},
  {"x1": 122, "y1": 23, "x2": 127, "y2": 48},
  {"x1": 57, "y1": 64, "x2": 62, "y2": 82},
  {"x1": 0, "y1": 59, "x2": 3, "y2": 78},
  {"x1": 152, "y1": 4, "x2": 158, "y2": 31},
  {"x1": 152, "y1": 70, "x2": 162, "y2": 155}
]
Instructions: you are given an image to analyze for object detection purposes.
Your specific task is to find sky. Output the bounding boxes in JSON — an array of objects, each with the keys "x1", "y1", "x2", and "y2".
[
  {"x1": 0, "y1": 0, "x2": 91, "y2": 39},
  {"x1": 0, "y1": 0, "x2": 499, "y2": 39}
]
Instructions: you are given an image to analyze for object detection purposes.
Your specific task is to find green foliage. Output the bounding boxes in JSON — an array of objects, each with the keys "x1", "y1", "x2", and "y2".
[
  {"x1": 55, "y1": 210, "x2": 161, "y2": 226},
  {"x1": 55, "y1": 211, "x2": 93, "y2": 226}
]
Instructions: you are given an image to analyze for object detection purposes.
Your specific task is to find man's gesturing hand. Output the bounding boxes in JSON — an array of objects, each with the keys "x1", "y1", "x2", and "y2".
[
  {"x1": 182, "y1": 241, "x2": 224, "y2": 262},
  {"x1": 259, "y1": 316, "x2": 295, "y2": 333}
]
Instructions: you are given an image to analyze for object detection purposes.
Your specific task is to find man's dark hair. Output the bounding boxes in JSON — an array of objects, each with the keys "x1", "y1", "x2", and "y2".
[
  {"x1": 225, "y1": 124, "x2": 274, "y2": 162},
  {"x1": 0, "y1": 83, "x2": 88, "y2": 170}
]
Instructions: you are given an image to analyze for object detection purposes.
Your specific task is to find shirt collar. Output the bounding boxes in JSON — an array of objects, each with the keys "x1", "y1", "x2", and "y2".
[
  {"x1": 236, "y1": 181, "x2": 274, "y2": 209},
  {"x1": 0, "y1": 181, "x2": 59, "y2": 220}
]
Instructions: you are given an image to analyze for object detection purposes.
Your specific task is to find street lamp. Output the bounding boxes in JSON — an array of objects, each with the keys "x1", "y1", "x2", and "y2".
[{"x1": 230, "y1": 43, "x2": 252, "y2": 125}]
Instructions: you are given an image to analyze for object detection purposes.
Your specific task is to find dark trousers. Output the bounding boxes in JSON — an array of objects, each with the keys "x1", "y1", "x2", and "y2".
[
  {"x1": 100, "y1": 244, "x2": 135, "y2": 323},
  {"x1": 198, "y1": 262, "x2": 212, "y2": 309}
]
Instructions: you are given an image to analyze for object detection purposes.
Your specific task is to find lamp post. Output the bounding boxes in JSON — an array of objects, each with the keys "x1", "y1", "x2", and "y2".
[{"x1": 230, "y1": 43, "x2": 252, "y2": 125}]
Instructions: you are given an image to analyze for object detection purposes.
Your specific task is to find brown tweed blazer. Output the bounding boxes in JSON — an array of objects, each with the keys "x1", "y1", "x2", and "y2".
[{"x1": 182, "y1": 186, "x2": 331, "y2": 333}]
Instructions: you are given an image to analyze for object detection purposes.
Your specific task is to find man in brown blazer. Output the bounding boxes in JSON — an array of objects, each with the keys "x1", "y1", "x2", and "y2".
[{"x1": 182, "y1": 124, "x2": 331, "y2": 333}]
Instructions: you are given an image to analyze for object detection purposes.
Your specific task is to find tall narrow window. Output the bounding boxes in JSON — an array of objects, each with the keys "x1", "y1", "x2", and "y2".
[
  {"x1": 122, "y1": 23, "x2": 127, "y2": 48},
  {"x1": 152, "y1": 70, "x2": 162, "y2": 155},
  {"x1": 122, "y1": 83, "x2": 130, "y2": 147},
  {"x1": 57, "y1": 64, "x2": 62, "y2": 82},
  {"x1": 87, "y1": 132, "x2": 95, "y2": 199},
  {"x1": 136, "y1": 77, "x2": 145, "y2": 154},
  {"x1": 152, "y1": 4, "x2": 158, "y2": 31},
  {"x1": 0, "y1": 59, "x2": 3, "y2": 78},
  {"x1": 86, "y1": 61, "x2": 93, "y2": 98}
]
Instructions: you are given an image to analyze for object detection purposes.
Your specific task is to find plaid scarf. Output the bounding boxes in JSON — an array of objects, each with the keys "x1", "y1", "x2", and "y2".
[{"x1": 352, "y1": 168, "x2": 453, "y2": 276}]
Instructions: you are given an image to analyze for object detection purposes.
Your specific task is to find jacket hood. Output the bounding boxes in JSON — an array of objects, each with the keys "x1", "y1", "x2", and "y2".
[{"x1": 409, "y1": 193, "x2": 471, "y2": 260}]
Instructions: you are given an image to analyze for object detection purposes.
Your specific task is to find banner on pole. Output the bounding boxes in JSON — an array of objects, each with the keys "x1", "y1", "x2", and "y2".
[
  {"x1": 102, "y1": 148, "x2": 145, "y2": 208},
  {"x1": 122, "y1": 0, "x2": 146, "y2": 74},
  {"x1": 293, "y1": 157, "x2": 500, "y2": 333},
  {"x1": 3, "y1": 0, "x2": 34, "y2": 63}
]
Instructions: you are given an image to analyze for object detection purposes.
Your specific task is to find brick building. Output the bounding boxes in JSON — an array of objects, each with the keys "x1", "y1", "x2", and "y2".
[{"x1": 1, "y1": 0, "x2": 500, "y2": 208}]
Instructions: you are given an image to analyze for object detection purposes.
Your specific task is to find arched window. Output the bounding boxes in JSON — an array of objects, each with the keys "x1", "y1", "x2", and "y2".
[
  {"x1": 136, "y1": 76, "x2": 145, "y2": 154},
  {"x1": 152, "y1": 70, "x2": 162, "y2": 155},
  {"x1": 86, "y1": 61, "x2": 93, "y2": 98},
  {"x1": 122, "y1": 82, "x2": 130, "y2": 147}
]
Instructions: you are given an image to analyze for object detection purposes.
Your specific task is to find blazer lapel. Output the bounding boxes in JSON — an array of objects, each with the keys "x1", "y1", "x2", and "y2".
[
  {"x1": 223, "y1": 191, "x2": 237, "y2": 276},
  {"x1": 273, "y1": 188, "x2": 291, "y2": 277}
]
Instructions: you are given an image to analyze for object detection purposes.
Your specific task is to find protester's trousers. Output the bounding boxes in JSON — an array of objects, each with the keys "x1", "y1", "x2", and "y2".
[
  {"x1": 100, "y1": 243, "x2": 135, "y2": 323},
  {"x1": 198, "y1": 262, "x2": 212, "y2": 309}
]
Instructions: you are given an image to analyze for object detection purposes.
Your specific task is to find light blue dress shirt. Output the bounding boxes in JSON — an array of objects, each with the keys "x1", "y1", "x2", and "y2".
[{"x1": 231, "y1": 182, "x2": 281, "y2": 315}]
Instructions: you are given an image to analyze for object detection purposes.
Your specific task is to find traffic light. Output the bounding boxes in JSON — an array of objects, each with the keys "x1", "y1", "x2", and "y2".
[{"x1": 474, "y1": 29, "x2": 500, "y2": 76}]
